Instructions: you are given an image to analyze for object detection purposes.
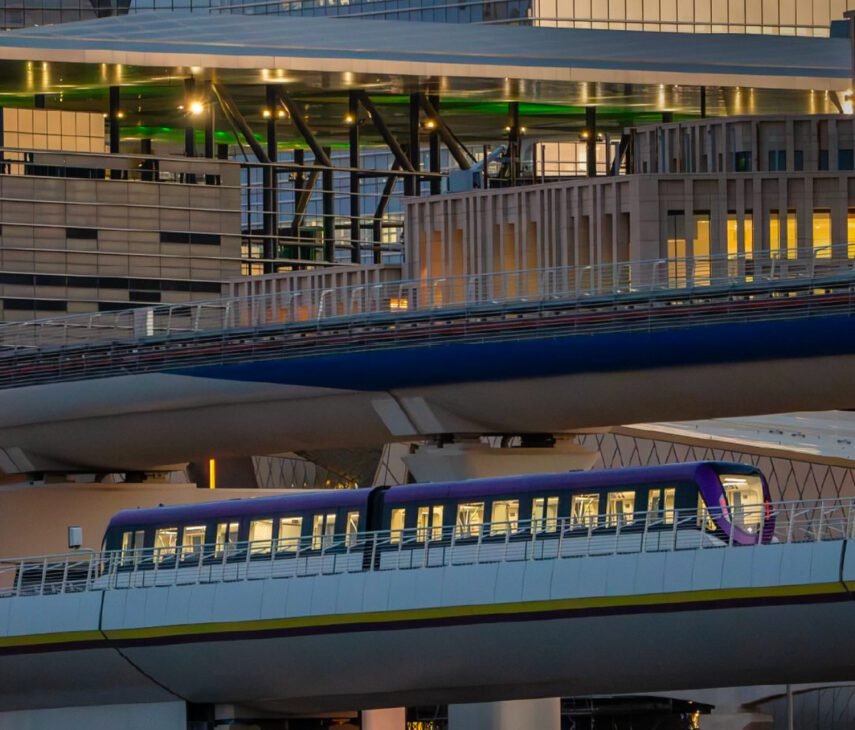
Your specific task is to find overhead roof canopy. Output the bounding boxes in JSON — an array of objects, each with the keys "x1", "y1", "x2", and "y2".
[
  {"x1": 0, "y1": 12, "x2": 849, "y2": 90},
  {"x1": 0, "y1": 12, "x2": 849, "y2": 146}
]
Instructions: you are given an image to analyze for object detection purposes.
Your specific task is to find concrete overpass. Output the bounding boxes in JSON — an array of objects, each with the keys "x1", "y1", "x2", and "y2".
[
  {"x1": 0, "y1": 254, "x2": 854, "y2": 475},
  {"x1": 0, "y1": 497, "x2": 852, "y2": 727}
]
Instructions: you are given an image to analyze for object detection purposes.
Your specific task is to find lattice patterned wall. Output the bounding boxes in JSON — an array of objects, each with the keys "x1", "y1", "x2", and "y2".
[{"x1": 577, "y1": 432, "x2": 855, "y2": 502}]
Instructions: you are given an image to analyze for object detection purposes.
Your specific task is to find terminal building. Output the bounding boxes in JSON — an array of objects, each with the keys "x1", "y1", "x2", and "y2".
[{"x1": 0, "y1": 1, "x2": 854, "y2": 729}]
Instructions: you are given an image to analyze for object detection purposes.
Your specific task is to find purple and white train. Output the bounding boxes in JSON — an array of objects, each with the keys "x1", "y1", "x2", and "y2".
[{"x1": 102, "y1": 462, "x2": 774, "y2": 565}]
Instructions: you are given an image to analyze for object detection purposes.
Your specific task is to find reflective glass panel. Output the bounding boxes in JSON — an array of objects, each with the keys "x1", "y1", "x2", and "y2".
[
  {"x1": 154, "y1": 526, "x2": 178, "y2": 561},
  {"x1": 215, "y1": 521, "x2": 240, "y2": 556},
  {"x1": 606, "y1": 491, "x2": 635, "y2": 526},
  {"x1": 490, "y1": 499, "x2": 519, "y2": 535},
  {"x1": 181, "y1": 524, "x2": 206, "y2": 558},
  {"x1": 278, "y1": 516, "x2": 302, "y2": 552},
  {"x1": 390, "y1": 508, "x2": 406, "y2": 544},
  {"x1": 455, "y1": 502, "x2": 484, "y2": 538},
  {"x1": 532, "y1": 496, "x2": 560, "y2": 533},
  {"x1": 249, "y1": 518, "x2": 273, "y2": 555},
  {"x1": 721, "y1": 474, "x2": 765, "y2": 533},
  {"x1": 570, "y1": 493, "x2": 598, "y2": 529},
  {"x1": 346, "y1": 511, "x2": 360, "y2": 546}
]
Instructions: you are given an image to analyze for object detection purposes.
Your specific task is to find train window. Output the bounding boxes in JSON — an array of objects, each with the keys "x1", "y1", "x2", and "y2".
[
  {"x1": 121, "y1": 529, "x2": 145, "y2": 565},
  {"x1": 154, "y1": 527, "x2": 178, "y2": 561},
  {"x1": 455, "y1": 502, "x2": 484, "y2": 539},
  {"x1": 390, "y1": 508, "x2": 406, "y2": 544},
  {"x1": 416, "y1": 505, "x2": 444, "y2": 542},
  {"x1": 720, "y1": 474, "x2": 765, "y2": 532},
  {"x1": 570, "y1": 494, "x2": 598, "y2": 529},
  {"x1": 533, "y1": 496, "x2": 560, "y2": 533},
  {"x1": 249, "y1": 518, "x2": 274, "y2": 555},
  {"x1": 606, "y1": 492, "x2": 636, "y2": 527},
  {"x1": 215, "y1": 521, "x2": 240, "y2": 556},
  {"x1": 490, "y1": 500, "x2": 519, "y2": 535},
  {"x1": 278, "y1": 516, "x2": 302, "y2": 552},
  {"x1": 346, "y1": 511, "x2": 360, "y2": 547},
  {"x1": 312, "y1": 513, "x2": 336, "y2": 550},
  {"x1": 181, "y1": 525, "x2": 206, "y2": 558},
  {"x1": 647, "y1": 488, "x2": 676, "y2": 524}
]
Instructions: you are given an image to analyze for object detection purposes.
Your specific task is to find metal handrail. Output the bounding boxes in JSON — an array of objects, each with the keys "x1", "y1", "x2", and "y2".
[
  {"x1": 0, "y1": 498, "x2": 852, "y2": 599},
  {"x1": 0, "y1": 266, "x2": 852, "y2": 390},
  {"x1": 0, "y1": 250, "x2": 853, "y2": 355}
]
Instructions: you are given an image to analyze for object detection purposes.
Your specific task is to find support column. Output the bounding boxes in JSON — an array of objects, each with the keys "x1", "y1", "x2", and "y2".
[
  {"x1": 585, "y1": 105, "x2": 597, "y2": 177},
  {"x1": 448, "y1": 699, "x2": 560, "y2": 730},
  {"x1": 322, "y1": 145, "x2": 335, "y2": 263},
  {"x1": 34, "y1": 93, "x2": 46, "y2": 109},
  {"x1": 362, "y1": 708, "x2": 407, "y2": 730},
  {"x1": 405, "y1": 92, "x2": 421, "y2": 197},
  {"x1": 428, "y1": 94, "x2": 441, "y2": 195},
  {"x1": 508, "y1": 101, "x2": 520, "y2": 185},
  {"x1": 263, "y1": 84, "x2": 279, "y2": 273},
  {"x1": 293, "y1": 147, "x2": 305, "y2": 238},
  {"x1": 204, "y1": 81, "x2": 214, "y2": 159},
  {"x1": 349, "y1": 90, "x2": 361, "y2": 263},
  {"x1": 108, "y1": 85, "x2": 120, "y2": 154},
  {"x1": 700, "y1": 86, "x2": 707, "y2": 119},
  {"x1": 184, "y1": 77, "x2": 196, "y2": 158}
]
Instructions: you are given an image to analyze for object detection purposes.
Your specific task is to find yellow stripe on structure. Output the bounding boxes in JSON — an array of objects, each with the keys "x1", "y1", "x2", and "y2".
[
  {"x1": 101, "y1": 581, "x2": 844, "y2": 642},
  {"x1": 0, "y1": 582, "x2": 845, "y2": 651}
]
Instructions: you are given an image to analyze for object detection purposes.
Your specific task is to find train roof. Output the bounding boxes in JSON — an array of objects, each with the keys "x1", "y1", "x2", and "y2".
[
  {"x1": 106, "y1": 461, "x2": 760, "y2": 530},
  {"x1": 107, "y1": 487, "x2": 371, "y2": 529},
  {"x1": 382, "y1": 460, "x2": 759, "y2": 503}
]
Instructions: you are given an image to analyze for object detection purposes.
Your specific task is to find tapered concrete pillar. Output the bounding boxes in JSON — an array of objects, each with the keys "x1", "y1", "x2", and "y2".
[
  {"x1": 448, "y1": 698, "x2": 560, "y2": 730},
  {"x1": 362, "y1": 707, "x2": 406, "y2": 730}
]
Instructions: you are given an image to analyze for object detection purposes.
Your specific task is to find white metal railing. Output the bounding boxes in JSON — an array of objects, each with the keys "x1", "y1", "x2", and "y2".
[
  {"x1": 0, "y1": 498, "x2": 852, "y2": 599},
  {"x1": 1, "y1": 250, "x2": 853, "y2": 353}
]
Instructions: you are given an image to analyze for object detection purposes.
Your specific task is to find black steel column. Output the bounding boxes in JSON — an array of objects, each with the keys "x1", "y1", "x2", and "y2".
[
  {"x1": 204, "y1": 81, "x2": 214, "y2": 159},
  {"x1": 108, "y1": 86, "x2": 120, "y2": 154},
  {"x1": 34, "y1": 94, "x2": 46, "y2": 110},
  {"x1": 585, "y1": 106, "x2": 597, "y2": 178},
  {"x1": 184, "y1": 78, "x2": 196, "y2": 158},
  {"x1": 322, "y1": 145, "x2": 335, "y2": 263},
  {"x1": 428, "y1": 94, "x2": 441, "y2": 195},
  {"x1": 699, "y1": 87, "x2": 707, "y2": 119},
  {"x1": 349, "y1": 91, "x2": 361, "y2": 264},
  {"x1": 293, "y1": 148, "x2": 304, "y2": 231},
  {"x1": 508, "y1": 101, "x2": 520, "y2": 184},
  {"x1": 263, "y1": 84, "x2": 279, "y2": 273},
  {"x1": 405, "y1": 93, "x2": 420, "y2": 197},
  {"x1": 662, "y1": 111, "x2": 674, "y2": 123}
]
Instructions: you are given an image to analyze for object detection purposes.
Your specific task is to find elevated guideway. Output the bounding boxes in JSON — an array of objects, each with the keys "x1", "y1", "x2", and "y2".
[
  {"x1": 0, "y1": 499, "x2": 854, "y2": 716},
  {"x1": 0, "y1": 253, "x2": 854, "y2": 473}
]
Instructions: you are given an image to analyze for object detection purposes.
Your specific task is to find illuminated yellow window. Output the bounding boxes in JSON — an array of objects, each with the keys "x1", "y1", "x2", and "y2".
[
  {"x1": 570, "y1": 493, "x2": 599, "y2": 529},
  {"x1": 345, "y1": 511, "x2": 360, "y2": 546},
  {"x1": 786, "y1": 212, "x2": 797, "y2": 259},
  {"x1": 455, "y1": 502, "x2": 484, "y2": 538},
  {"x1": 312, "y1": 513, "x2": 336, "y2": 550},
  {"x1": 772, "y1": 211, "x2": 798, "y2": 260},
  {"x1": 606, "y1": 491, "x2": 636, "y2": 527},
  {"x1": 647, "y1": 488, "x2": 676, "y2": 524},
  {"x1": 533, "y1": 496, "x2": 560, "y2": 533},
  {"x1": 848, "y1": 210, "x2": 855, "y2": 259},
  {"x1": 390, "y1": 507, "x2": 406, "y2": 543},
  {"x1": 416, "y1": 505, "x2": 444, "y2": 542},
  {"x1": 249, "y1": 518, "x2": 273, "y2": 555},
  {"x1": 813, "y1": 210, "x2": 832, "y2": 258},
  {"x1": 181, "y1": 524, "x2": 206, "y2": 558},
  {"x1": 216, "y1": 521, "x2": 240, "y2": 556},
  {"x1": 154, "y1": 526, "x2": 178, "y2": 561},
  {"x1": 693, "y1": 213, "x2": 711, "y2": 286},
  {"x1": 727, "y1": 214, "x2": 739, "y2": 258},
  {"x1": 490, "y1": 499, "x2": 519, "y2": 535},
  {"x1": 278, "y1": 516, "x2": 302, "y2": 552},
  {"x1": 726, "y1": 213, "x2": 753, "y2": 258},
  {"x1": 769, "y1": 211, "x2": 782, "y2": 258}
]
